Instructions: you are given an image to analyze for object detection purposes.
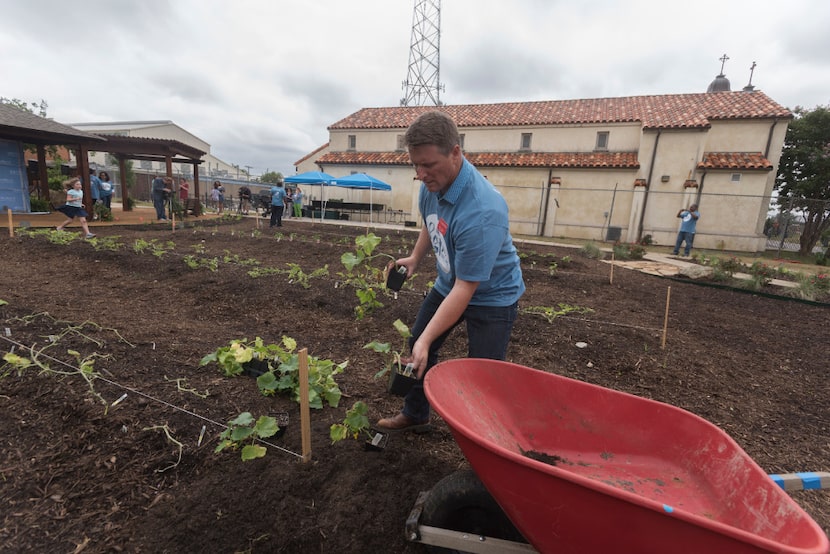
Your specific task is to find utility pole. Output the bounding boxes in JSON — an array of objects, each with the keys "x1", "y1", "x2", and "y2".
[
  {"x1": 244, "y1": 165, "x2": 253, "y2": 181},
  {"x1": 400, "y1": 0, "x2": 444, "y2": 107}
]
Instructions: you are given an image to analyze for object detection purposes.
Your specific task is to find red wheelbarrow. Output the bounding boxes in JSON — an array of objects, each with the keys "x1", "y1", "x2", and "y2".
[{"x1": 411, "y1": 359, "x2": 829, "y2": 554}]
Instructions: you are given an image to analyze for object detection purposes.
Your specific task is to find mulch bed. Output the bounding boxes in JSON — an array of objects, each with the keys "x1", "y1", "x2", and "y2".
[{"x1": 1, "y1": 219, "x2": 827, "y2": 552}]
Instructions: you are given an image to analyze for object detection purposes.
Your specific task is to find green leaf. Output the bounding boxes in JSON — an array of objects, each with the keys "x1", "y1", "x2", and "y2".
[
  {"x1": 199, "y1": 352, "x2": 218, "y2": 366},
  {"x1": 254, "y1": 416, "x2": 279, "y2": 439},
  {"x1": 229, "y1": 412, "x2": 255, "y2": 427},
  {"x1": 364, "y1": 341, "x2": 391, "y2": 354},
  {"x1": 393, "y1": 319, "x2": 411, "y2": 339},
  {"x1": 341, "y1": 252, "x2": 362, "y2": 271},
  {"x1": 281, "y1": 336, "x2": 297, "y2": 352},
  {"x1": 241, "y1": 444, "x2": 267, "y2": 461},
  {"x1": 355, "y1": 233, "x2": 381, "y2": 255},
  {"x1": 256, "y1": 371, "x2": 279, "y2": 395},
  {"x1": 214, "y1": 439, "x2": 234, "y2": 453},
  {"x1": 230, "y1": 426, "x2": 254, "y2": 442},
  {"x1": 330, "y1": 424, "x2": 348, "y2": 443}
]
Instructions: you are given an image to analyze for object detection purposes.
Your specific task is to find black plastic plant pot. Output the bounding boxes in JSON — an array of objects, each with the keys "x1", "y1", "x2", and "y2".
[
  {"x1": 364, "y1": 430, "x2": 388, "y2": 451},
  {"x1": 386, "y1": 265, "x2": 407, "y2": 291},
  {"x1": 242, "y1": 359, "x2": 269, "y2": 378},
  {"x1": 388, "y1": 369, "x2": 419, "y2": 397},
  {"x1": 273, "y1": 411, "x2": 289, "y2": 439}
]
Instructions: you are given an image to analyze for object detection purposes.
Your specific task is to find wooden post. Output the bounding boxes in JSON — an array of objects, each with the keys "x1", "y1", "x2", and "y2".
[
  {"x1": 298, "y1": 348, "x2": 312, "y2": 462},
  {"x1": 661, "y1": 286, "x2": 671, "y2": 349},
  {"x1": 171, "y1": 211, "x2": 176, "y2": 232},
  {"x1": 7, "y1": 208, "x2": 13, "y2": 237},
  {"x1": 610, "y1": 251, "x2": 615, "y2": 285}
]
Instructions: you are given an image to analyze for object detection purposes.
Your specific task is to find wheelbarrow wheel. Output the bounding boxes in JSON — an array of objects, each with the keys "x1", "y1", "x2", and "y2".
[{"x1": 421, "y1": 469, "x2": 527, "y2": 553}]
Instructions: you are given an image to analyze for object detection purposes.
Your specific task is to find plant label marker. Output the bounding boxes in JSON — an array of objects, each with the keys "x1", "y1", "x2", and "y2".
[
  {"x1": 197, "y1": 425, "x2": 206, "y2": 446},
  {"x1": 111, "y1": 393, "x2": 128, "y2": 406},
  {"x1": 298, "y1": 347, "x2": 312, "y2": 462},
  {"x1": 7, "y1": 208, "x2": 13, "y2": 237},
  {"x1": 4, "y1": 328, "x2": 10, "y2": 337}
]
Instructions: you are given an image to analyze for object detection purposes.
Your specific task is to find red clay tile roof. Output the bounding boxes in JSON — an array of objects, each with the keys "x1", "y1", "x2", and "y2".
[
  {"x1": 328, "y1": 91, "x2": 791, "y2": 131},
  {"x1": 698, "y1": 152, "x2": 773, "y2": 170},
  {"x1": 317, "y1": 150, "x2": 640, "y2": 169}
]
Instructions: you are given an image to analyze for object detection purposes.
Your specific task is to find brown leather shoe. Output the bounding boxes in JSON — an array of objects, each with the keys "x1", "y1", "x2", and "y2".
[{"x1": 376, "y1": 413, "x2": 431, "y2": 433}]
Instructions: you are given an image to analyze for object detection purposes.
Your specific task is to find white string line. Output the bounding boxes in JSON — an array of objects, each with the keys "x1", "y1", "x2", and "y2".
[
  {"x1": 0, "y1": 334, "x2": 304, "y2": 460},
  {"x1": 557, "y1": 315, "x2": 662, "y2": 333}
]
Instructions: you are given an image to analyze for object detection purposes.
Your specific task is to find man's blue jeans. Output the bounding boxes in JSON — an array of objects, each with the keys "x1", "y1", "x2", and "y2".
[
  {"x1": 153, "y1": 194, "x2": 166, "y2": 220},
  {"x1": 401, "y1": 288, "x2": 519, "y2": 422},
  {"x1": 673, "y1": 231, "x2": 695, "y2": 256}
]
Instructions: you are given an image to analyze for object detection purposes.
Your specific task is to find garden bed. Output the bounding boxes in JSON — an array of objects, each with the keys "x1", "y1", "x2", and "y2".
[{"x1": 1, "y1": 220, "x2": 828, "y2": 552}]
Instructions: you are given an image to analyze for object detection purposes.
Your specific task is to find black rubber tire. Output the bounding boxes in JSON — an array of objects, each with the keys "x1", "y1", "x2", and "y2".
[{"x1": 421, "y1": 469, "x2": 527, "y2": 553}]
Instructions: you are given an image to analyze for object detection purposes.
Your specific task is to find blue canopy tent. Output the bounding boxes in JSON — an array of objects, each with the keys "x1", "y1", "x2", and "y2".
[
  {"x1": 331, "y1": 173, "x2": 392, "y2": 224},
  {"x1": 284, "y1": 171, "x2": 336, "y2": 220}
]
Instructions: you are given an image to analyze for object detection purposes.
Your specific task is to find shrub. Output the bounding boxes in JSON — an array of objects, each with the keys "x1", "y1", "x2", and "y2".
[
  {"x1": 579, "y1": 242, "x2": 603, "y2": 259},
  {"x1": 791, "y1": 273, "x2": 830, "y2": 301},
  {"x1": 612, "y1": 242, "x2": 645, "y2": 260},
  {"x1": 748, "y1": 261, "x2": 775, "y2": 286},
  {"x1": 29, "y1": 196, "x2": 50, "y2": 212},
  {"x1": 714, "y1": 256, "x2": 745, "y2": 276}
]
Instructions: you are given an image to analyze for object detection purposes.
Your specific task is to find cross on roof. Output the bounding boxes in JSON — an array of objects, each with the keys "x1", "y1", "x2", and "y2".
[{"x1": 719, "y1": 53, "x2": 730, "y2": 75}]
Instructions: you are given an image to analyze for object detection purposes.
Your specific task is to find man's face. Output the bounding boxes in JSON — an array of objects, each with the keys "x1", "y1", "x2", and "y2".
[{"x1": 408, "y1": 143, "x2": 462, "y2": 194}]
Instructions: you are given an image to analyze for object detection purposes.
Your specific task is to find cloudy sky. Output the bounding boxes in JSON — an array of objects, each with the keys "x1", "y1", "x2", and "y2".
[{"x1": 2, "y1": 0, "x2": 829, "y2": 177}]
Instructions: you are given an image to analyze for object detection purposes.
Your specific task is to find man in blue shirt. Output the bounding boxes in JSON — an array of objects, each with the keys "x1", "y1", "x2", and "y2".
[
  {"x1": 377, "y1": 111, "x2": 525, "y2": 432},
  {"x1": 270, "y1": 181, "x2": 286, "y2": 227},
  {"x1": 88, "y1": 168, "x2": 102, "y2": 219},
  {"x1": 672, "y1": 203, "x2": 700, "y2": 256},
  {"x1": 151, "y1": 176, "x2": 172, "y2": 221}
]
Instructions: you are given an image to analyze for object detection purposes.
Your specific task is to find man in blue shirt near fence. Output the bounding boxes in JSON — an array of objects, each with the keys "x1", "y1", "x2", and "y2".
[{"x1": 376, "y1": 110, "x2": 526, "y2": 432}]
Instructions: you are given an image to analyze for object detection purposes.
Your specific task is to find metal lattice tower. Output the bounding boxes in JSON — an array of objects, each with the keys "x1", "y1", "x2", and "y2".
[{"x1": 400, "y1": 0, "x2": 444, "y2": 107}]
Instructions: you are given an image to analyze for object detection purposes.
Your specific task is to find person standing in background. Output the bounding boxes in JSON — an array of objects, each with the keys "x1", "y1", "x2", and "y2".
[
  {"x1": 270, "y1": 181, "x2": 286, "y2": 227},
  {"x1": 152, "y1": 175, "x2": 171, "y2": 221},
  {"x1": 293, "y1": 186, "x2": 304, "y2": 218},
  {"x1": 211, "y1": 181, "x2": 225, "y2": 215},
  {"x1": 89, "y1": 168, "x2": 102, "y2": 219},
  {"x1": 98, "y1": 171, "x2": 113, "y2": 210},
  {"x1": 672, "y1": 203, "x2": 701, "y2": 257},
  {"x1": 179, "y1": 178, "x2": 190, "y2": 201},
  {"x1": 284, "y1": 188, "x2": 293, "y2": 219}
]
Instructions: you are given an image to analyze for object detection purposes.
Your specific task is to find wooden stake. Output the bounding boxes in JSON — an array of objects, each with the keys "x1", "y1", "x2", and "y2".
[
  {"x1": 7, "y1": 208, "x2": 13, "y2": 237},
  {"x1": 661, "y1": 286, "x2": 671, "y2": 349},
  {"x1": 609, "y1": 251, "x2": 615, "y2": 285},
  {"x1": 298, "y1": 347, "x2": 312, "y2": 462},
  {"x1": 171, "y1": 211, "x2": 176, "y2": 232}
]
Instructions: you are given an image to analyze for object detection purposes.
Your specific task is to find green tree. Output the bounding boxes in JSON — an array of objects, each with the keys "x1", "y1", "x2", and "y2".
[
  {"x1": 0, "y1": 97, "x2": 48, "y2": 116},
  {"x1": 260, "y1": 171, "x2": 284, "y2": 184},
  {"x1": 0, "y1": 97, "x2": 58, "y2": 158},
  {"x1": 775, "y1": 105, "x2": 830, "y2": 255}
]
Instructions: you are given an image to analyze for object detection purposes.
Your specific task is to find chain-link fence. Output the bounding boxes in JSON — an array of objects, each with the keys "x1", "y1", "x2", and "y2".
[{"x1": 764, "y1": 197, "x2": 830, "y2": 256}]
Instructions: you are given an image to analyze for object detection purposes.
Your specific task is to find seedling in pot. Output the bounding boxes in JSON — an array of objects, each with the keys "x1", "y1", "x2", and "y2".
[
  {"x1": 330, "y1": 401, "x2": 388, "y2": 451},
  {"x1": 364, "y1": 319, "x2": 419, "y2": 396}
]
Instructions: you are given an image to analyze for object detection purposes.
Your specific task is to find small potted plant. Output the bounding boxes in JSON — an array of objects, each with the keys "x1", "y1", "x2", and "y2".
[
  {"x1": 364, "y1": 319, "x2": 418, "y2": 397},
  {"x1": 330, "y1": 401, "x2": 388, "y2": 451}
]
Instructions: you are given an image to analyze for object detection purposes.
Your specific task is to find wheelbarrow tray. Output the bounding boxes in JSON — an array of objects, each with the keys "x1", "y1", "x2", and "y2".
[{"x1": 424, "y1": 359, "x2": 829, "y2": 554}]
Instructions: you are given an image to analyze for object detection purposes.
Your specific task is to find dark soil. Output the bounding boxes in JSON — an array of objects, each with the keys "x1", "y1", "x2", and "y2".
[{"x1": 1, "y1": 219, "x2": 828, "y2": 553}]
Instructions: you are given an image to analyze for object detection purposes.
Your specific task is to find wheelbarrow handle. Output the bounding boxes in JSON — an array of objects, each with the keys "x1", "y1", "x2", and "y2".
[{"x1": 768, "y1": 471, "x2": 830, "y2": 491}]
